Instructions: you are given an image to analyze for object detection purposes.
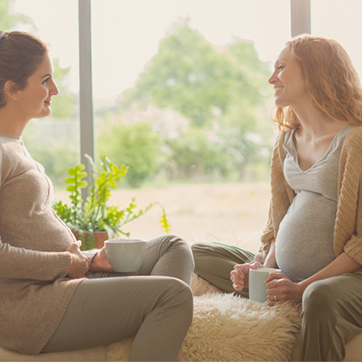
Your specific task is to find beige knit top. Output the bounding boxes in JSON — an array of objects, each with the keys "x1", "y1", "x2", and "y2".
[
  {"x1": 0, "y1": 135, "x2": 84, "y2": 354},
  {"x1": 259, "y1": 126, "x2": 362, "y2": 274}
]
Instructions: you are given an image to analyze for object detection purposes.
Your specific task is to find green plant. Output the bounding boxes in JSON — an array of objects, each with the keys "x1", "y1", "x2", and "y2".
[
  {"x1": 53, "y1": 154, "x2": 170, "y2": 250},
  {"x1": 97, "y1": 122, "x2": 162, "y2": 187}
]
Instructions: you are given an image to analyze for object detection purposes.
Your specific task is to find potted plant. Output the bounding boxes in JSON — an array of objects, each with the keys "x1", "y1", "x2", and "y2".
[{"x1": 53, "y1": 154, "x2": 170, "y2": 250}]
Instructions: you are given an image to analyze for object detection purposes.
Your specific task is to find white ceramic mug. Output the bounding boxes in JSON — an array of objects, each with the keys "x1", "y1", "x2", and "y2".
[
  {"x1": 249, "y1": 268, "x2": 281, "y2": 302},
  {"x1": 104, "y1": 238, "x2": 147, "y2": 272}
]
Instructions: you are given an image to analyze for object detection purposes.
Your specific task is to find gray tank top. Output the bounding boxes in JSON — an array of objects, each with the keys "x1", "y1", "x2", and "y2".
[{"x1": 275, "y1": 125, "x2": 356, "y2": 282}]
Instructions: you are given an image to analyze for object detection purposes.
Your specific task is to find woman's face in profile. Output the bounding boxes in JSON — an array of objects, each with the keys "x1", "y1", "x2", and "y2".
[
  {"x1": 268, "y1": 46, "x2": 309, "y2": 108},
  {"x1": 15, "y1": 54, "x2": 59, "y2": 120}
]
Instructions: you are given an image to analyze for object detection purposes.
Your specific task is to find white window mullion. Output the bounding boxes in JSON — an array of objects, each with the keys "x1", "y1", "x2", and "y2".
[
  {"x1": 290, "y1": 0, "x2": 311, "y2": 37},
  {"x1": 78, "y1": 0, "x2": 94, "y2": 194}
]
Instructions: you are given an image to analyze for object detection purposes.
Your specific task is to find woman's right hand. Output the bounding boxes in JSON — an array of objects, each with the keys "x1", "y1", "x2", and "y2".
[
  {"x1": 230, "y1": 261, "x2": 263, "y2": 290},
  {"x1": 65, "y1": 243, "x2": 89, "y2": 279},
  {"x1": 89, "y1": 247, "x2": 114, "y2": 273}
]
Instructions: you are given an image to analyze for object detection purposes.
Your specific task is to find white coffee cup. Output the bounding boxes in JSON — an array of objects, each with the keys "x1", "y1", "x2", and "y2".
[
  {"x1": 249, "y1": 268, "x2": 281, "y2": 302},
  {"x1": 104, "y1": 238, "x2": 147, "y2": 272}
]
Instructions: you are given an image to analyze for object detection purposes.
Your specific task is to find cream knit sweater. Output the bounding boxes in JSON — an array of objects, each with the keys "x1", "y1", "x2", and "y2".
[
  {"x1": 259, "y1": 126, "x2": 362, "y2": 274},
  {"x1": 0, "y1": 135, "x2": 84, "y2": 354}
]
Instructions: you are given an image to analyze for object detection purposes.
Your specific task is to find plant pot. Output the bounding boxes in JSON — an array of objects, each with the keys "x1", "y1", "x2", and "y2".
[{"x1": 72, "y1": 231, "x2": 109, "y2": 250}]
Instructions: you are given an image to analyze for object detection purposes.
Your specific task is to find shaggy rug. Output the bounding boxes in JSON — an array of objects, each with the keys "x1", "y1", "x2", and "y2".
[
  {"x1": 107, "y1": 275, "x2": 301, "y2": 361},
  {"x1": 190, "y1": 272, "x2": 223, "y2": 296}
]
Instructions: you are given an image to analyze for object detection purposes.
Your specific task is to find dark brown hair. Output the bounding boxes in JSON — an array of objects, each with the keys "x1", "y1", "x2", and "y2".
[{"x1": 0, "y1": 31, "x2": 48, "y2": 108}]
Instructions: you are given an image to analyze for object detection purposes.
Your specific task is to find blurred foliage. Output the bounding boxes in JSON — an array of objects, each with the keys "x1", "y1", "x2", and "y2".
[
  {"x1": 22, "y1": 120, "x2": 78, "y2": 185},
  {"x1": 97, "y1": 21, "x2": 275, "y2": 185},
  {"x1": 97, "y1": 122, "x2": 162, "y2": 187},
  {"x1": 164, "y1": 127, "x2": 235, "y2": 180},
  {"x1": 3, "y1": 3, "x2": 275, "y2": 187},
  {"x1": 0, "y1": 0, "x2": 32, "y2": 31},
  {"x1": 116, "y1": 22, "x2": 271, "y2": 128}
]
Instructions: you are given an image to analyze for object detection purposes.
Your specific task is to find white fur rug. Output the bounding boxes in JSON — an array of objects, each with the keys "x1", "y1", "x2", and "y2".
[{"x1": 107, "y1": 275, "x2": 301, "y2": 361}]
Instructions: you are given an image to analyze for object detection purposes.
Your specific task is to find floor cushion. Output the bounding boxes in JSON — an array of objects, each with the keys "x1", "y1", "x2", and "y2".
[
  {"x1": 0, "y1": 345, "x2": 106, "y2": 361},
  {"x1": 189, "y1": 274, "x2": 362, "y2": 361},
  {"x1": 107, "y1": 292, "x2": 301, "y2": 361}
]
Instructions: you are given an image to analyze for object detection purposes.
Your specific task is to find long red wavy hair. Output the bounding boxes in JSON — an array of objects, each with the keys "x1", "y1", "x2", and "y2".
[{"x1": 270, "y1": 35, "x2": 362, "y2": 132}]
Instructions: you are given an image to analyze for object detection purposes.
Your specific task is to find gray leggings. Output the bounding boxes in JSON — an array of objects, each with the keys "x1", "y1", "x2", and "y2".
[
  {"x1": 43, "y1": 235, "x2": 194, "y2": 361},
  {"x1": 192, "y1": 242, "x2": 362, "y2": 361}
]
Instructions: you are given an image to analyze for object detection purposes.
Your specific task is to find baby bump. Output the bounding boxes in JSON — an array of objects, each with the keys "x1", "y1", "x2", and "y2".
[{"x1": 275, "y1": 191, "x2": 337, "y2": 282}]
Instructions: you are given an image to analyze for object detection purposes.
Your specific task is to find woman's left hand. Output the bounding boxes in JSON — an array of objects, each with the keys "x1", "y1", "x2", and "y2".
[
  {"x1": 265, "y1": 272, "x2": 304, "y2": 306},
  {"x1": 88, "y1": 247, "x2": 114, "y2": 273}
]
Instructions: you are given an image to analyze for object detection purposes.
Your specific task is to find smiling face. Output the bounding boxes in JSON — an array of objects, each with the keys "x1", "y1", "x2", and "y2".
[
  {"x1": 16, "y1": 54, "x2": 59, "y2": 120},
  {"x1": 268, "y1": 46, "x2": 310, "y2": 108}
]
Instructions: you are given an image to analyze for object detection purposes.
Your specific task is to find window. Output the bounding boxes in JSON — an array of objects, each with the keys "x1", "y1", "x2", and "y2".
[
  {"x1": 91, "y1": 0, "x2": 290, "y2": 249},
  {"x1": 7, "y1": 0, "x2": 295, "y2": 251}
]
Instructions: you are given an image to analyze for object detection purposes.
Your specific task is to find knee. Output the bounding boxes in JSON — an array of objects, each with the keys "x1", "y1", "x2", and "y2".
[
  {"x1": 164, "y1": 278, "x2": 194, "y2": 321},
  {"x1": 172, "y1": 236, "x2": 195, "y2": 269},
  {"x1": 174, "y1": 280, "x2": 194, "y2": 328},
  {"x1": 168, "y1": 235, "x2": 191, "y2": 252},
  {"x1": 180, "y1": 282, "x2": 193, "y2": 314},
  {"x1": 168, "y1": 277, "x2": 193, "y2": 302},
  {"x1": 302, "y1": 281, "x2": 337, "y2": 322},
  {"x1": 170, "y1": 235, "x2": 191, "y2": 252},
  {"x1": 162, "y1": 235, "x2": 195, "y2": 268}
]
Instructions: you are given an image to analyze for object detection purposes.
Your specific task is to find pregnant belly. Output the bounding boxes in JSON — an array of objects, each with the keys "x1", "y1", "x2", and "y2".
[{"x1": 275, "y1": 191, "x2": 336, "y2": 282}]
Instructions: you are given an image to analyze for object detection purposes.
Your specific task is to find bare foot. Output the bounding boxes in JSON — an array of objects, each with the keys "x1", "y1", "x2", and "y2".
[{"x1": 177, "y1": 349, "x2": 190, "y2": 361}]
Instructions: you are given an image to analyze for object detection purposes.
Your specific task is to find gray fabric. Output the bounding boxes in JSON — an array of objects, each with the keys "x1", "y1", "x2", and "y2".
[
  {"x1": 43, "y1": 235, "x2": 194, "y2": 362},
  {"x1": 276, "y1": 125, "x2": 356, "y2": 282}
]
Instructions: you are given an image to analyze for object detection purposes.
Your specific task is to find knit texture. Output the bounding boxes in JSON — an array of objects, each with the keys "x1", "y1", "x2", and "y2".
[
  {"x1": 0, "y1": 136, "x2": 83, "y2": 354},
  {"x1": 259, "y1": 126, "x2": 362, "y2": 272}
]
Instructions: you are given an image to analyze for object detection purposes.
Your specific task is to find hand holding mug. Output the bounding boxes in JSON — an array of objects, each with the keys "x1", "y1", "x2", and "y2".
[
  {"x1": 230, "y1": 261, "x2": 263, "y2": 291},
  {"x1": 104, "y1": 238, "x2": 147, "y2": 272},
  {"x1": 89, "y1": 247, "x2": 114, "y2": 272},
  {"x1": 265, "y1": 272, "x2": 304, "y2": 305},
  {"x1": 249, "y1": 267, "x2": 282, "y2": 303},
  {"x1": 66, "y1": 243, "x2": 89, "y2": 279}
]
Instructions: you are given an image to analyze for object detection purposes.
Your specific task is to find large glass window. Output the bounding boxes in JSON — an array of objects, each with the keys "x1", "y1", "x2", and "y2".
[
  {"x1": 91, "y1": 0, "x2": 291, "y2": 250},
  {"x1": 4, "y1": 0, "x2": 292, "y2": 250},
  {"x1": 6, "y1": 0, "x2": 362, "y2": 251}
]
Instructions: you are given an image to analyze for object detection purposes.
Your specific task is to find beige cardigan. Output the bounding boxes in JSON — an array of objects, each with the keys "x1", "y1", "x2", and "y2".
[
  {"x1": 0, "y1": 135, "x2": 83, "y2": 354},
  {"x1": 259, "y1": 126, "x2": 362, "y2": 273}
]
